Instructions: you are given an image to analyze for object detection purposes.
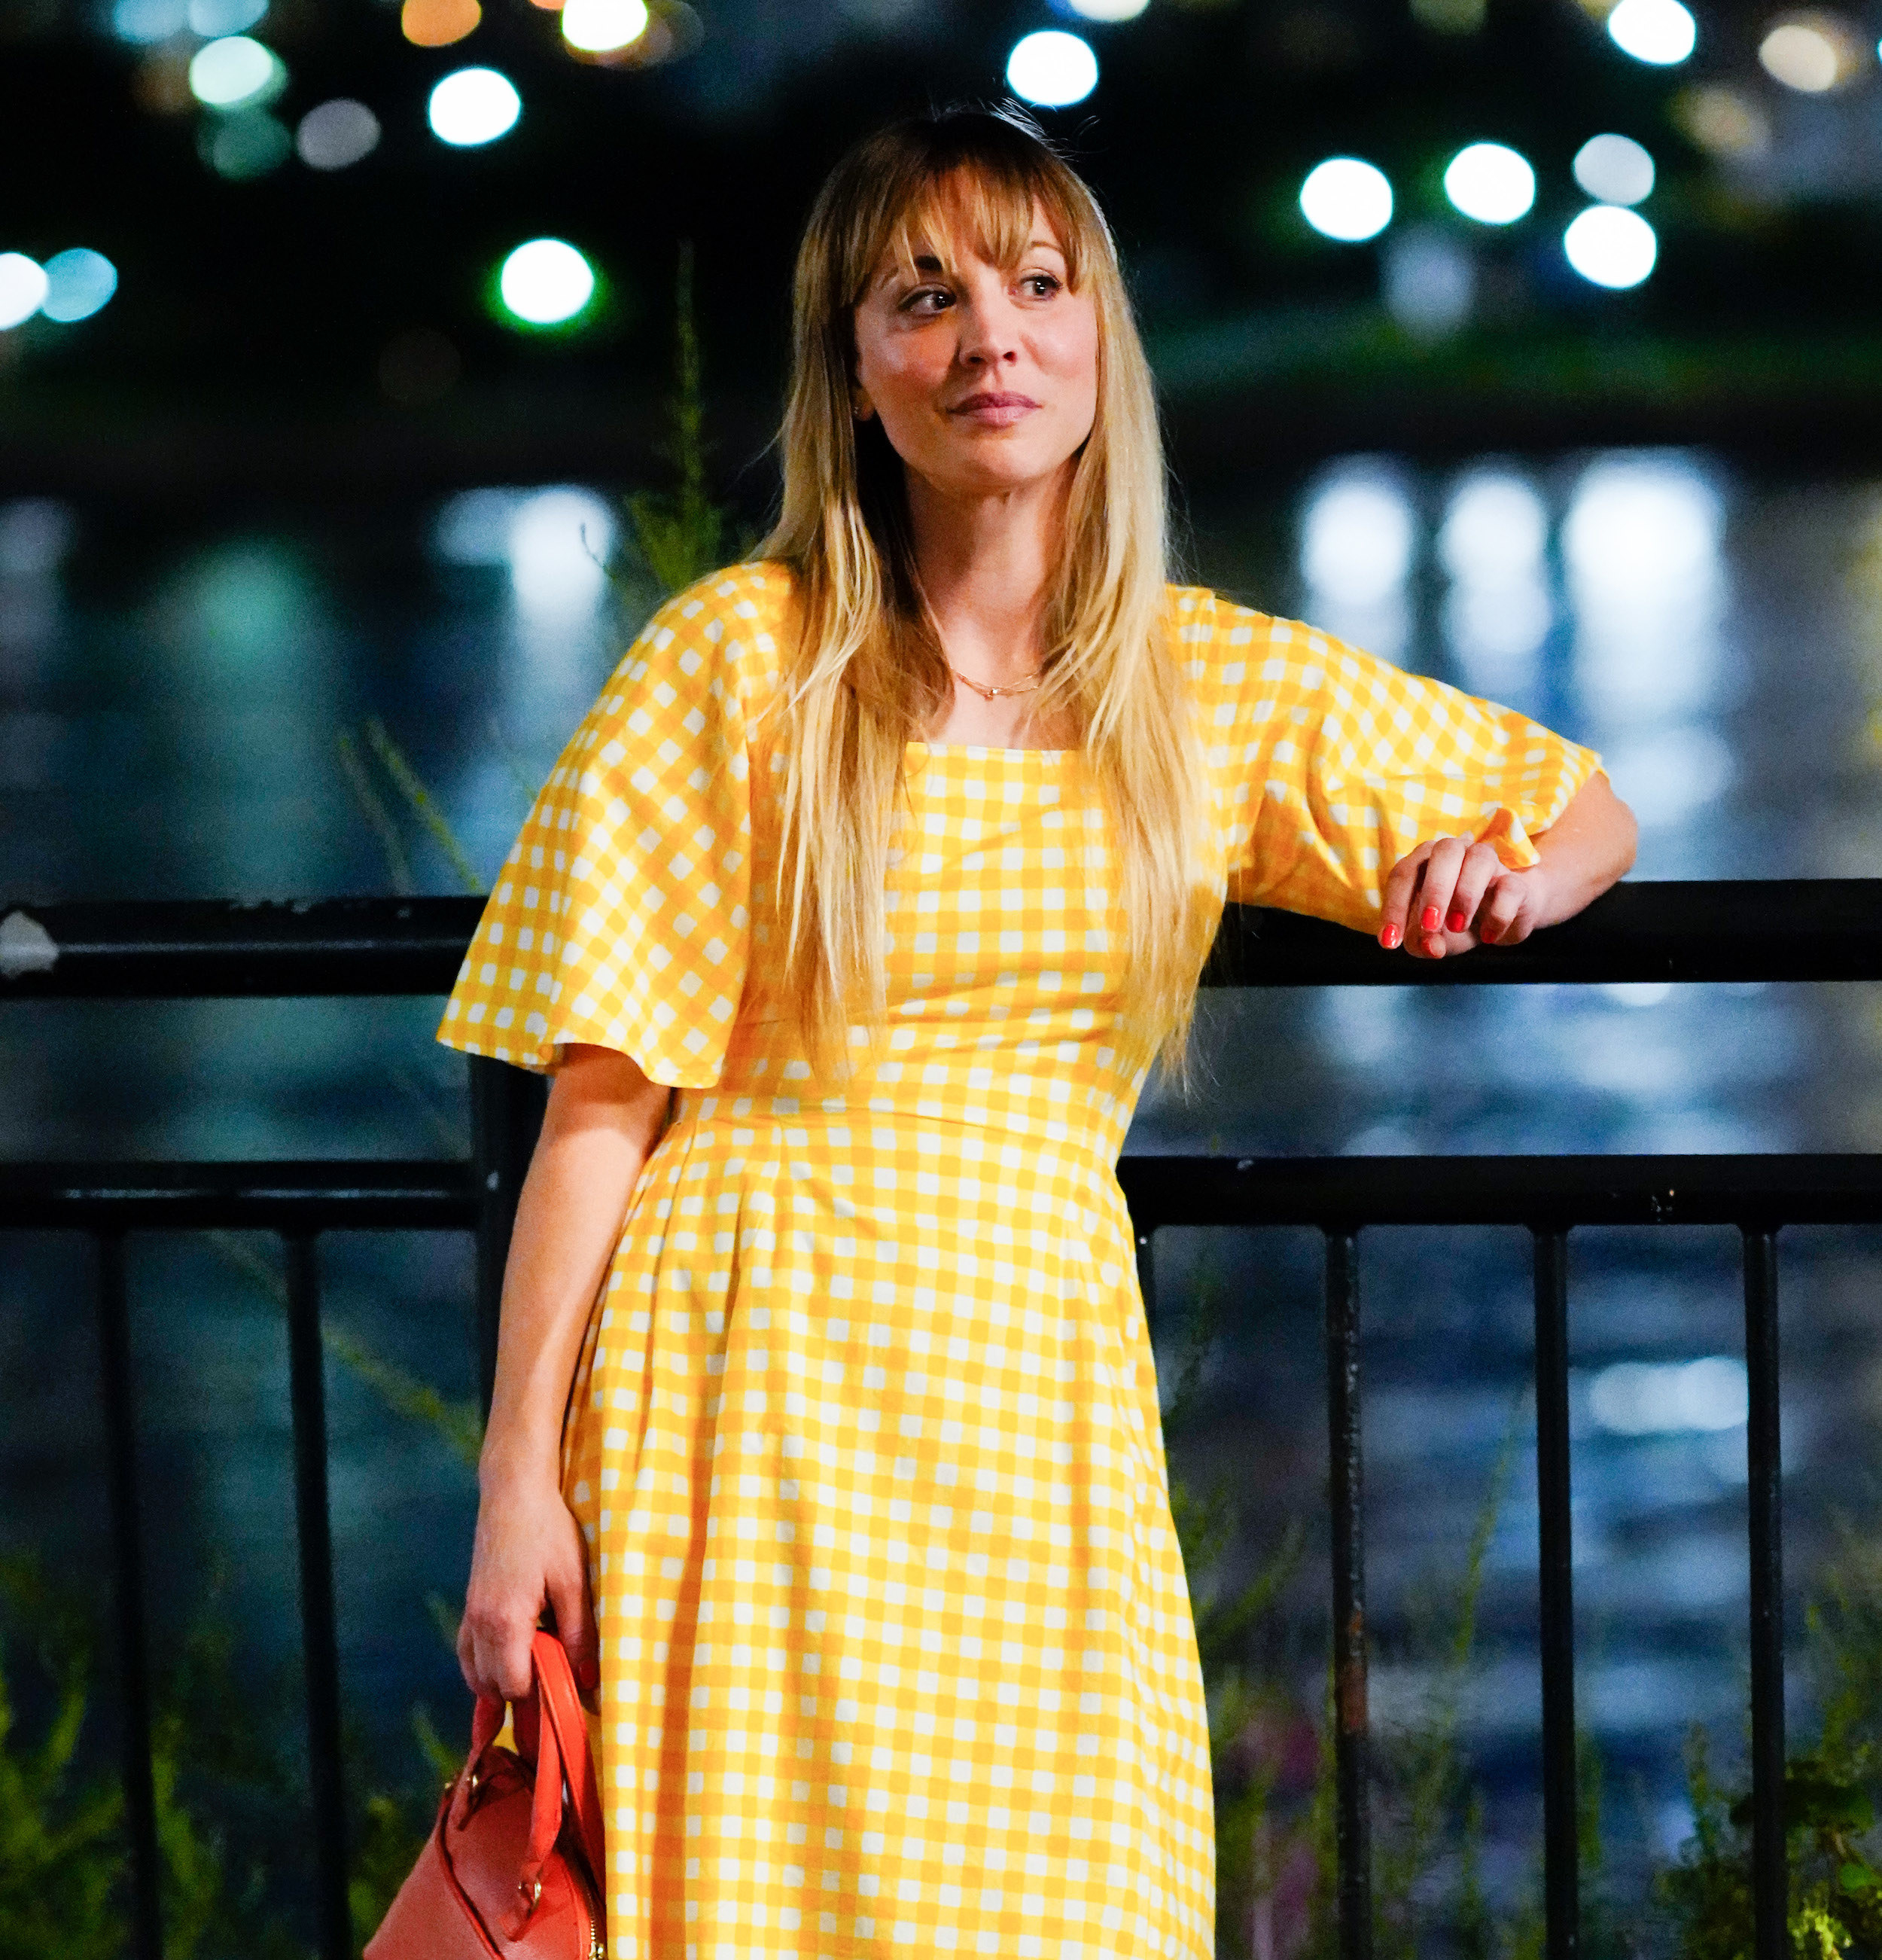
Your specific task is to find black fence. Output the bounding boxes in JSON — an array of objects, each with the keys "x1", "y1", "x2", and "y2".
[{"x1": 5, "y1": 882, "x2": 1880, "y2": 1960}]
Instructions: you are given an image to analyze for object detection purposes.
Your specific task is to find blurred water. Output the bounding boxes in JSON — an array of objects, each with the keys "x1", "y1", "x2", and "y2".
[{"x1": 5, "y1": 454, "x2": 1882, "y2": 1941}]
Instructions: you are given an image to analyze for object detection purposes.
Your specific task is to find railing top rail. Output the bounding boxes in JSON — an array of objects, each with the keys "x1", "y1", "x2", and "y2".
[{"x1": 5, "y1": 882, "x2": 1882, "y2": 998}]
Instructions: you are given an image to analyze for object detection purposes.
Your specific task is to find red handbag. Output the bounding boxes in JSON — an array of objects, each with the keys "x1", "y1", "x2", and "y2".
[{"x1": 365, "y1": 1631, "x2": 606, "y2": 1960}]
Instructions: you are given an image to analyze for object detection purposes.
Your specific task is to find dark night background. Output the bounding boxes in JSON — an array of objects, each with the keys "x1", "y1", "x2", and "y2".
[{"x1": 10, "y1": 0, "x2": 1882, "y2": 1951}]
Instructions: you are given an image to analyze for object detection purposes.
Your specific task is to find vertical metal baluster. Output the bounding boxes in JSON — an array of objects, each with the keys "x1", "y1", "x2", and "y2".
[
  {"x1": 1135, "y1": 1227, "x2": 1156, "y2": 1318},
  {"x1": 470, "y1": 1056, "x2": 548, "y2": 1420},
  {"x1": 1533, "y1": 1228, "x2": 1579, "y2": 1960},
  {"x1": 1743, "y1": 1227, "x2": 1786, "y2": 1960},
  {"x1": 284, "y1": 1233, "x2": 350, "y2": 1960},
  {"x1": 95, "y1": 1232, "x2": 164, "y2": 1960},
  {"x1": 1325, "y1": 1228, "x2": 1372, "y2": 1960}
]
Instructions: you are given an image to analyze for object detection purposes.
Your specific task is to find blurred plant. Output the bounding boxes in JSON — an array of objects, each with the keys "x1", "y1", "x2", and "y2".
[
  {"x1": 208, "y1": 1230, "x2": 483, "y2": 1471},
  {"x1": 340, "y1": 244, "x2": 746, "y2": 898},
  {"x1": 615, "y1": 239, "x2": 729, "y2": 600},
  {"x1": 1656, "y1": 1520, "x2": 1882, "y2": 1958},
  {"x1": 1156, "y1": 1266, "x2": 1568, "y2": 1959}
]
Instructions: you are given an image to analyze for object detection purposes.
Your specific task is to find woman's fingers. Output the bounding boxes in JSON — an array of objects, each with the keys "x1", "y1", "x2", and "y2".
[
  {"x1": 1378, "y1": 839, "x2": 1436, "y2": 950},
  {"x1": 1446, "y1": 843, "x2": 1502, "y2": 937},
  {"x1": 1478, "y1": 870, "x2": 1535, "y2": 945},
  {"x1": 1406, "y1": 835, "x2": 1469, "y2": 958},
  {"x1": 545, "y1": 1546, "x2": 601, "y2": 1695}
]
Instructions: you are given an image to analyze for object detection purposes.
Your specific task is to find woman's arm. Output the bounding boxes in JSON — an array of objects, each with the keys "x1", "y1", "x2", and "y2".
[
  {"x1": 457, "y1": 1043, "x2": 672, "y2": 1703},
  {"x1": 1378, "y1": 770, "x2": 1638, "y2": 960}
]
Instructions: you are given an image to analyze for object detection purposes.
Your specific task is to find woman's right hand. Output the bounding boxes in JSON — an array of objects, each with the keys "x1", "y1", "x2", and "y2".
[{"x1": 457, "y1": 1465, "x2": 598, "y2": 1705}]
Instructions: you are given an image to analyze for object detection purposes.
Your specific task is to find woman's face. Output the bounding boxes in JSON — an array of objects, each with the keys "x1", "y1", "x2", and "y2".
[{"x1": 850, "y1": 195, "x2": 1099, "y2": 504}]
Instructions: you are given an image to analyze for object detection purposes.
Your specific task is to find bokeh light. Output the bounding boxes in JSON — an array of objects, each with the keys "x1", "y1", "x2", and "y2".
[
  {"x1": 561, "y1": 0, "x2": 648, "y2": 51},
  {"x1": 203, "y1": 108, "x2": 291, "y2": 179},
  {"x1": 498, "y1": 239, "x2": 596, "y2": 326},
  {"x1": 1383, "y1": 228, "x2": 1473, "y2": 335},
  {"x1": 428, "y1": 69, "x2": 522, "y2": 146},
  {"x1": 1758, "y1": 14, "x2": 1862, "y2": 91},
  {"x1": 1442, "y1": 142, "x2": 1536, "y2": 225},
  {"x1": 1573, "y1": 133, "x2": 1655, "y2": 206},
  {"x1": 296, "y1": 100, "x2": 380, "y2": 170},
  {"x1": 1670, "y1": 82, "x2": 1771, "y2": 158},
  {"x1": 1563, "y1": 205, "x2": 1658, "y2": 288},
  {"x1": 0, "y1": 256, "x2": 49, "y2": 332},
  {"x1": 1006, "y1": 31, "x2": 1098, "y2": 107},
  {"x1": 112, "y1": 0, "x2": 187, "y2": 41},
  {"x1": 39, "y1": 250, "x2": 118, "y2": 324},
  {"x1": 1299, "y1": 157, "x2": 1393, "y2": 242},
  {"x1": 401, "y1": 0, "x2": 481, "y2": 47},
  {"x1": 1605, "y1": 0, "x2": 1696, "y2": 65},
  {"x1": 1302, "y1": 476, "x2": 1415, "y2": 606},
  {"x1": 187, "y1": 0, "x2": 266, "y2": 32},
  {"x1": 188, "y1": 35, "x2": 285, "y2": 111},
  {"x1": 1060, "y1": 0, "x2": 1148, "y2": 18}
]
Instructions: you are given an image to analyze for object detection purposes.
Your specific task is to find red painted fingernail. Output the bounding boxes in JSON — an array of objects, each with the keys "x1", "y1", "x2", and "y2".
[
  {"x1": 1379, "y1": 922, "x2": 1402, "y2": 950},
  {"x1": 1480, "y1": 920, "x2": 1500, "y2": 943},
  {"x1": 1447, "y1": 910, "x2": 1467, "y2": 933},
  {"x1": 1421, "y1": 906, "x2": 1440, "y2": 931}
]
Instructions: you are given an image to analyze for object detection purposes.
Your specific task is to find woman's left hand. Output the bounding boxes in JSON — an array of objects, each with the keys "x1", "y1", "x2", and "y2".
[{"x1": 1377, "y1": 835, "x2": 1548, "y2": 959}]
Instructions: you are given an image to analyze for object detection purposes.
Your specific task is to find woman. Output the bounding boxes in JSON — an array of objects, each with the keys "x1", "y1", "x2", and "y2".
[{"x1": 440, "y1": 106, "x2": 1636, "y2": 1960}]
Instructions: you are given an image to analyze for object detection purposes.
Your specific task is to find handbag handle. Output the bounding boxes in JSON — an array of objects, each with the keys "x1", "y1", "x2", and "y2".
[
  {"x1": 529, "y1": 1630, "x2": 606, "y2": 1891},
  {"x1": 446, "y1": 1632, "x2": 605, "y2": 1933}
]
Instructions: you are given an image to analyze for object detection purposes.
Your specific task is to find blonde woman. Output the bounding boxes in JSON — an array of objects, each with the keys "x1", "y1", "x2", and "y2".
[{"x1": 440, "y1": 107, "x2": 1636, "y2": 1959}]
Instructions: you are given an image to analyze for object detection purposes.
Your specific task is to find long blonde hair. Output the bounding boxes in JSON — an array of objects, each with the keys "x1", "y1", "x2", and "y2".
[{"x1": 759, "y1": 106, "x2": 1217, "y2": 1076}]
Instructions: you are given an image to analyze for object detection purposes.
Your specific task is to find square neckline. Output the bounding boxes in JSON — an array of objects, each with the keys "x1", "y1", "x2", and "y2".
[{"x1": 906, "y1": 740, "x2": 1069, "y2": 761}]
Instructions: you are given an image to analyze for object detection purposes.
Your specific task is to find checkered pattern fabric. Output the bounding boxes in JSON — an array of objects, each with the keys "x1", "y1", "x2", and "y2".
[{"x1": 439, "y1": 562, "x2": 1600, "y2": 1960}]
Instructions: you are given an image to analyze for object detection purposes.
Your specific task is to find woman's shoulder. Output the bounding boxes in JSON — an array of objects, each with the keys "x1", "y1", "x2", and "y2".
[
  {"x1": 1162, "y1": 584, "x2": 1334, "y2": 683},
  {"x1": 633, "y1": 559, "x2": 799, "y2": 649}
]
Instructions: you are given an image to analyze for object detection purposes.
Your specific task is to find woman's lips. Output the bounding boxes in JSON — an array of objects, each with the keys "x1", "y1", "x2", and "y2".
[{"x1": 950, "y1": 393, "x2": 1040, "y2": 427}]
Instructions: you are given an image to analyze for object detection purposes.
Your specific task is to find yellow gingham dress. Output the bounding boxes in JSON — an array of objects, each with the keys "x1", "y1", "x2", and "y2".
[{"x1": 437, "y1": 562, "x2": 1599, "y2": 1960}]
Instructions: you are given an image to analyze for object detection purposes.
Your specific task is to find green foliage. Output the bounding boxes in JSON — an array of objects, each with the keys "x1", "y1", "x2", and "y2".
[
  {"x1": 0, "y1": 1555, "x2": 458, "y2": 1958},
  {"x1": 619, "y1": 240, "x2": 728, "y2": 601},
  {"x1": 1655, "y1": 1523, "x2": 1882, "y2": 1959},
  {"x1": 207, "y1": 1230, "x2": 484, "y2": 1471}
]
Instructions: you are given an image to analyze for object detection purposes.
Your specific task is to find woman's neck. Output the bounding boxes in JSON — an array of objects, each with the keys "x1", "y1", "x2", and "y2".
[{"x1": 905, "y1": 468, "x2": 1066, "y2": 684}]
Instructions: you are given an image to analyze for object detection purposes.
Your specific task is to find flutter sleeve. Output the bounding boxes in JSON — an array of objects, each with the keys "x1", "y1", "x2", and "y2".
[
  {"x1": 1207, "y1": 599, "x2": 1602, "y2": 933},
  {"x1": 436, "y1": 573, "x2": 757, "y2": 1084}
]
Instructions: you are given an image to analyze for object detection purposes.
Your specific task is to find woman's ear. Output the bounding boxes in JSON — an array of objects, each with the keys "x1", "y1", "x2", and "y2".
[{"x1": 851, "y1": 388, "x2": 875, "y2": 422}]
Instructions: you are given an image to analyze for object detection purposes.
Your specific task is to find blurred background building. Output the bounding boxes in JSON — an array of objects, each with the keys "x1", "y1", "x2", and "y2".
[{"x1": 8, "y1": 0, "x2": 1882, "y2": 1952}]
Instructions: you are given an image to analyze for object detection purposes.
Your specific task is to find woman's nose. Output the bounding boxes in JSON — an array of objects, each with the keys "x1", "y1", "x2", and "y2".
[{"x1": 955, "y1": 290, "x2": 1021, "y2": 366}]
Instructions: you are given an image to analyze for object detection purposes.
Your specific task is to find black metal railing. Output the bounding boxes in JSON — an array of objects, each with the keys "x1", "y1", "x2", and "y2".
[{"x1": 6, "y1": 882, "x2": 1881, "y2": 1960}]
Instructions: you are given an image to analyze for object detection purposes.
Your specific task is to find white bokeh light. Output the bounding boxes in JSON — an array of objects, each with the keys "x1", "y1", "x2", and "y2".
[
  {"x1": 189, "y1": 35, "x2": 285, "y2": 111},
  {"x1": 1439, "y1": 472, "x2": 1549, "y2": 585},
  {"x1": 295, "y1": 99, "x2": 381, "y2": 170},
  {"x1": 429, "y1": 68, "x2": 522, "y2": 146},
  {"x1": 1442, "y1": 143, "x2": 1536, "y2": 224},
  {"x1": 40, "y1": 249, "x2": 118, "y2": 323},
  {"x1": 0, "y1": 255, "x2": 48, "y2": 331},
  {"x1": 1759, "y1": 17, "x2": 1858, "y2": 90},
  {"x1": 1299, "y1": 158, "x2": 1394, "y2": 242},
  {"x1": 1006, "y1": 31, "x2": 1098, "y2": 106},
  {"x1": 187, "y1": 0, "x2": 266, "y2": 32},
  {"x1": 1573, "y1": 133, "x2": 1655, "y2": 206},
  {"x1": 1589, "y1": 1358, "x2": 1747, "y2": 1435},
  {"x1": 1564, "y1": 205, "x2": 1658, "y2": 288},
  {"x1": 1061, "y1": 0, "x2": 1147, "y2": 17},
  {"x1": 561, "y1": 0, "x2": 648, "y2": 51},
  {"x1": 1438, "y1": 471, "x2": 1552, "y2": 693},
  {"x1": 1303, "y1": 479, "x2": 1415, "y2": 606},
  {"x1": 1606, "y1": 0, "x2": 1696, "y2": 64},
  {"x1": 112, "y1": 0, "x2": 187, "y2": 41},
  {"x1": 499, "y1": 239, "x2": 596, "y2": 326},
  {"x1": 507, "y1": 488, "x2": 617, "y2": 617}
]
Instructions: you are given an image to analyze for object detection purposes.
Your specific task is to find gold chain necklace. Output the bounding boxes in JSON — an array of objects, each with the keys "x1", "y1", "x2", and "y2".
[{"x1": 949, "y1": 663, "x2": 1045, "y2": 701}]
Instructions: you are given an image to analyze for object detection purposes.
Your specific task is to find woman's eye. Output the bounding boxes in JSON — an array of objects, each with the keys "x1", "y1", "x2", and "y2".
[
  {"x1": 1022, "y1": 273, "x2": 1061, "y2": 298},
  {"x1": 902, "y1": 287, "x2": 952, "y2": 315}
]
